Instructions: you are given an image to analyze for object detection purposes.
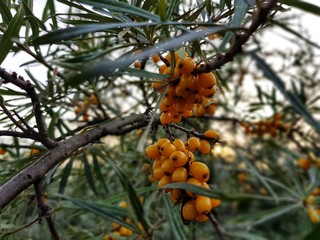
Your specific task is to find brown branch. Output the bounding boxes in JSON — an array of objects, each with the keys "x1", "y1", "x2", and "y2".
[
  {"x1": 0, "y1": 130, "x2": 31, "y2": 138},
  {"x1": 34, "y1": 181, "x2": 60, "y2": 240},
  {"x1": 195, "y1": 0, "x2": 279, "y2": 74},
  {"x1": 0, "y1": 113, "x2": 150, "y2": 210},
  {"x1": 0, "y1": 67, "x2": 57, "y2": 148},
  {"x1": 208, "y1": 211, "x2": 228, "y2": 240}
]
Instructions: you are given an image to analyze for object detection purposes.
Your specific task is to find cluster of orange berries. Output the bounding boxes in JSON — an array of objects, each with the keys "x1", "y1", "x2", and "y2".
[
  {"x1": 105, "y1": 200, "x2": 143, "y2": 240},
  {"x1": 74, "y1": 94, "x2": 98, "y2": 122},
  {"x1": 145, "y1": 130, "x2": 221, "y2": 223},
  {"x1": 150, "y1": 51, "x2": 217, "y2": 125},
  {"x1": 305, "y1": 186, "x2": 320, "y2": 223},
  {"x1": 240, "y1": 114, "x2": 289, "y2": 137}
]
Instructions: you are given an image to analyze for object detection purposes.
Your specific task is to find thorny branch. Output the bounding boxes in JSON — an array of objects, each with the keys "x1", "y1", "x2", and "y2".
[
  {"x1": 195, "y1": 0, "x2": 279, "y2": 74},
  {"x1": 0, "y1": 67, "x2": 57, "y2": 148}
]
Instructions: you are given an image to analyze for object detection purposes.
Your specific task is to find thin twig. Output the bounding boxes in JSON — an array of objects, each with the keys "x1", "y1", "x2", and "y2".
[
  {"x1": 208, "y1": 211, "x2": 228, "y2": 240},
  {"x1": 34, "y1": 180, "x2": 60, "y2": 240},
  {"x1": 195, "y1": 0, "x2": 279, "y2": 74},
  {"x1": 0, "y1": 217, "x2": 38, "y2": 237}
]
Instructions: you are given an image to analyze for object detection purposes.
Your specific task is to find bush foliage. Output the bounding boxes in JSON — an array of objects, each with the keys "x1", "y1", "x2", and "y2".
[{"x1": 0, "y1": 0, "x2": 320, "y2": 239}]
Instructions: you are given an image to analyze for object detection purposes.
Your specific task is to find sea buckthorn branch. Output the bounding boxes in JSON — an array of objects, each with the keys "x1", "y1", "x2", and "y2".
[
  {"x1": 0, "y1": 113, "x2": 150, "y2": 210},
  {"x1": 34, "y1": 180, "x2": 60, "y2": 240},
  {"x1": 195, "y1": 0, "x2": 278, "y2": 74},
  {"x1": 0, "y1": 67, "x2": 58, "y2": 148}
]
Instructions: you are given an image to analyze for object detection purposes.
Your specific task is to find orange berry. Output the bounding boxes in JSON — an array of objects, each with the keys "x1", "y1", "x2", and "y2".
[
  {"x1": 159, "y1": 65, "x2": 167, "y2": 74},
  {"x1": 186, "y1": 177, "x2": 202, "y2": 197},
  {"x1": 170, "y1": 189, "x2": 182, "y2": 203},
  {"x1": 195, "y1": 195, "x2": 212, "y2": 214},
  {"x1": 112, "y1": 222, "x2": 120, "y2": 230},
  {"x1": 153, "y1": 167, "x2": 165, "y2": 180},
  {"x1": 148, "y1": 173, "x2": 156, "y2": 182},
  {"x1": 119, "y1": 226, "x2": 133, "y2": 237},
  {"x1": 161, "y1": 159, "x2": 176, "y2": 175},
  {"x1": 30, "y1": 148, "x2": 40, "y2": 155},
  {"x1": 211, "y1": 198, "x2": 221, "y2": 208},
  {"x1": 152, "y1": 158, "x2": 164, "y2": 171},
  {"x1": 195, "y1": 213, "x2": 209, "y2": 222},
  {"x1": 170, "y1": 151, "x2": 188, "y2": 168},
  {"x1": 146, "y1": 144, "x2": 161, "y2": 159},
  {"x1": 0, "y1": 148, "x2": 7, "y2": 155},
  {"x1": 182, "y1": 200, "x2": 197, "y2": 221},
  {"x1": 176, "y1": 57, "x2": 195, "y2": 74},
  {"x1": 198, "y1": 72, "x2": 216, "y2": 89},
  {"x1": 181, "y1": 109, "x2": 193, "y2": 118},
  {"x1": 160, "y1": 142, "x2": 177, "y2": 158},
  {"x1": 158, "y1": 175, "x2": 172, "y2": 188},
  {"x1": 152, "y1": 81, "x2": 165, "y2": 92},
  {"x1": 185, "y1": 150, "x2": 195, "y2": 163},
  {"x1": 204, "y1": 130, "x2": 219, "y2": 139},
  {"x1": 160, "y1": 112, "x2": 172, "y2": 125},
  {"x1": 189, "y1": 162, "x2": 210, "y2": 182},
  {"x1": 134, "y1": 61, "x2": 142, "y2": 69},
  {"x1": 156, "y1": 138, "x2": 171, "y2": 148},
  {"x1": 172, "y1": 167, "x2": 188, "y2": 182},
  {"x1": 186, "y1": 137, "x2": 201, "y2": 152},
  {"x1": 201, "y1": 88, "x2": 216, "y2": 98},
  {"x1": 119, "y1": 200, "x2": 128, "y2": 208},
  {"x1": 297, "y1": 158, "x2": 312, "y2": 170},
  {"x1": 237, "y1": 173, "x2": 249, "y2": 183},
  {"x1": 171, "y1": 114, "x2": 182, "y2": 124},
  {"x1": 172, "y1": 139, "x2": 186, "y2": 151},
  {"x1": 152, "y1": 54, "x2": 161, "y2": 62},
  {"x1": 199, "y1": 140, "x2": 211, "y2": 155}
]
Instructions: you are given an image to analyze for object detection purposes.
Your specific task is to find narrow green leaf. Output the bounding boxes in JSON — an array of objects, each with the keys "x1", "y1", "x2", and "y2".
[
  {"x1": 0, "y1": 1, "x2": 12, "y2": 25},
  {"x1": 0, "y1": 4, "x2": 25, "y2": 64},
  {"x1": 163, "y1": 196, "x2": 187, "y2": 240},
  {"x1": 92, "y1": 155, "x2": 109, "y2": 194},
  {"x1": 58, "y1": 158, "x2": 74, "y2": 194},
  {"x1": 102, "y1": 155, "x2": 149, "y2": 234},
  {"x1": 74, "y1": 0, "x2": 160, "y2": 22},
  {"x1": 219, "y1": 0, "x2": 250, "y2": 51},
  {"x1": 82, "y1": 155, "x2": 98, "y2": 196},
  {"x1": 157, "y1": 0, "x2": 167, "y2": 21},
  {"x1": 281, "y1": 0, "x2": 320, "y2": 16},
  {"x1": 250, "y1": 52, "x2": 320, "y2": 133},
  {"x1": 56, "y1": 194, "x2": 133, "y2": 230}
]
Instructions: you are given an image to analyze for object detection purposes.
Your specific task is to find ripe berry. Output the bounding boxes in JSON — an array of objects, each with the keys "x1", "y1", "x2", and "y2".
[
  {"x1": 146, "y1": 144, "x2": 161, "y2": 159},
  {"x1": 198, "y1": 72, "x2": 216, "y2": 89},
  {"x1": 195, "y1": 213, "x2": 209, "y2": 222},
  {"x1": 172, "y1": 139, "x2": 186, "y2": 151},
  {"x1": 211, "y1": 198, "x2": 221, "y2": 208},
  {"x1": 297, "y1": 158, "x2": 312, "y2": 170},
  {"x1": 160, "y1": 112, "x2": 172, "y2": 125},
  {"x1": 160, "y1": 142, "x2": 177, "y2": 158},
  {"x1": 182, "y1": 200, "x2": 197, "y2": 221},
  {"x1": 153, "y1": 167, "x2": 165, "y2": 180},
  {"x1": 156, "y1": 138, "x2": 171, "y2": 148},
  {"x1": 170, "y1": 151, "x2": 188, "y2": 168},
  {"x1": 195, "y1": 195, "x2": 212, "y2": 214},
  {"x1": 186, "y1": 137, "x2": 201, "y2": 152},
  {"x1": 152, "y1": 54, "x2": 161, "y2": 62},
  {"x1": 189, "y1": 162, "x2": 210, "y2": 182},
  {"x1": 134, "y1": 61, "x2": 142, "y2": 69},
  {"x1": 199, "y1": 140, "x2": 211, "y2": 155},
  {"x1": 170, "y1": 189, "x2": 182, "y2": 203},
  {"x1": 176, "y1": 57, "x2": 195, "y2": 74},
  {"x1": 172, "y1": 167, "x2": 188, "y2": 182},
  {"x1": 161, "y1": 159, "x2": 176, "y2": 175},
  {"x1": 158, "y1": 175, "x2": 172, "y2": 188},
  {"x1": 119, "y1": 226, "x2": 133, "y2": 237},
  {"x1": 204, "y1": 130, "x2": 219, "y2": 139}
]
